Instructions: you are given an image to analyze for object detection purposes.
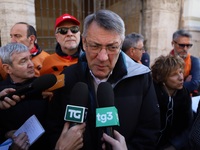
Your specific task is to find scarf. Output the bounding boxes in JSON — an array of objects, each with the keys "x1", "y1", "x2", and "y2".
[{"x1": 170, "y1": 49, "x2": 191, "y2": 79}]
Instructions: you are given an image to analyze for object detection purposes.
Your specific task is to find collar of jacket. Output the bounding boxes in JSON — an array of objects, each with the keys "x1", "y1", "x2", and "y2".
[
  {"x1": 31, "y1": 43, "x2": 42, "y2": 57},
  {"x1": 80, "y1": 51, "x2": 150, "y2": 85},
  {"x1": 55, "y1": 43, "x2": 81, "y2": 59}
]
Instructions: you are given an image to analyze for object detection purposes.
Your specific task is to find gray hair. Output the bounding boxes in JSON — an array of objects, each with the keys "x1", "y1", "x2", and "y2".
[
  {"x1": 82, "y1": 9, "x2": 125, "y2": 41},
  {"x1": 122, "y1": 33, "x2": 144, "y2": 53},
  {"x1": 172, "y1": 29, "x2": 192, "y2": 41},
  {"x1": 0, "y1": 43, "x2": 29, "y2": 65}
]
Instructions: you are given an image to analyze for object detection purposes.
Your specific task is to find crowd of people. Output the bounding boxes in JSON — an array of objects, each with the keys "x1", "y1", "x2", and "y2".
[{"x1": 0, "y1": 9, "x2": 199, "y2": 150}]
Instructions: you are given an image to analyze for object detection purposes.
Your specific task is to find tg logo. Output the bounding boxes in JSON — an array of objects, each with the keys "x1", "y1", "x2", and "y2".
[
  {"x1": 96, "y1": 107, "x2": 119, "y2": 127},
  {"x1": 68, "y1": 109, "x2": 82, "y2": 119},
  {"x1": 96, "y1": 112, "x2": 113, "y2": 123},
  {"x1": 64, "y1": 105, "x2": 87, "y2": 123}
]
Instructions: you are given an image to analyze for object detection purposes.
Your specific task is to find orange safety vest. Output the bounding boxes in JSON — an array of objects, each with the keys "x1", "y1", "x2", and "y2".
[
  {"x1": 40, "y1": 53, "x2": 78, "y2": 76},
  {"x1": 32, "y1": 50, "x2": 50, "y2": 77}
]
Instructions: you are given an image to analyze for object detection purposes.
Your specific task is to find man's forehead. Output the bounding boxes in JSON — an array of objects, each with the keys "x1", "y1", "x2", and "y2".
[
  {"x1": 11, "y1": 24, "x2": 27, "y2": 33},
  {"x1": 12, "y1": 51, "x2": 30, "y2": 57},
  {"x1": 176, "y1": 36, "x2": 191, "y2": 41}
]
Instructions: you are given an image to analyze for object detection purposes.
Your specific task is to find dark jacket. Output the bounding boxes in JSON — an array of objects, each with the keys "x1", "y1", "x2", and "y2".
[
  {"x1": 141, "y1": 51, "x2": 150, "y2": 67},
  {"x1": 0, "y1": 76, "x2": 48, "y2": 150},
  {"x1": 184, "y1": 56, "x2": 200, "y2": 93},
  {"x1": 154, "y1": 82, "x2": 193, "y2": 150},
  {"x1": 46, "y1": 51, "x2": 160, "y2": 150}
]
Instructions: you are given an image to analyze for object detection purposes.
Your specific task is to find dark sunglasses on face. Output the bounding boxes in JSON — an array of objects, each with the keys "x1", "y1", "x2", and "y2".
[
  {"x1": 174, "y1": 41, "x2": 193, "y2": 48},
  {"x1": 56, "y1": 26, "x2": 79, "y2": 35}
]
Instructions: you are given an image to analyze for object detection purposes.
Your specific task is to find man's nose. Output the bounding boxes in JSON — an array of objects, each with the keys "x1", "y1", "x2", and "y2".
[
  {"x1": 97, "y1": 48, "x2": 109, "y2": 61},
  {"x1": 11, "y1": 37, "x2": 17, "y2": 42}
]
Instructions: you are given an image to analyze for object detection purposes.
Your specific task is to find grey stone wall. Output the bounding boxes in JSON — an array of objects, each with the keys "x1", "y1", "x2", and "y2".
[{"x1": 0, "y1": 0, "x2": 35, "y2": 46}]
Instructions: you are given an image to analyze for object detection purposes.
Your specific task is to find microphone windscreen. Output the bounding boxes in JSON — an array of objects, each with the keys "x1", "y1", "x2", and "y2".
[
  {"x1": 47, "y1": 74, "x2": 65, "y2": 91},
  {"x1": 64, "y1": 82, "x2": 89, "y2": 124},
  {"x1": 70, "y1": 82, "x2": 89, "y2": 107},
  {"x1": 0, "y1": 74, "x2": 57, "y2": 101},
  {"x1": 97, "y1": 82, "x2": 114, "y2": 107},
  {"x1": 32, "y1": 74, "x2": 57, "y2": 91}
]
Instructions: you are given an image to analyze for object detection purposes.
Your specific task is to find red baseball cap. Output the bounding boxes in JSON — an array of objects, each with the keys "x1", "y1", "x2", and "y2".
[{"x1": 55, "y1": 14, "x2": 80, "y2": 29}]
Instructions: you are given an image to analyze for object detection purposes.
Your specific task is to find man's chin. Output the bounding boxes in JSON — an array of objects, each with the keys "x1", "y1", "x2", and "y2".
[
  {"x1": 181, "y1": 55, "x2": 187, "y2": 59},
  {"x1": 178, "y1": 53, "x2": 187, "y2": 59}
]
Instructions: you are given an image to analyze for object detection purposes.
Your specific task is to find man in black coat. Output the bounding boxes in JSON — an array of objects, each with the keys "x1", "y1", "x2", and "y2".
[
  {"x1": 47, "y1": 9, "x2": 160, "y2": 150},
  {"x1": 0, "y1": 43, "x2": 49, "y2": 150}
]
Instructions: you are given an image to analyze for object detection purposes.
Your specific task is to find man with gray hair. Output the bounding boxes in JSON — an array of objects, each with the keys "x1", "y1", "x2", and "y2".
[
  {"x1": 0, "y1": 43, "x2": 48, "y2": 149},
  {"x1": 122, "y1": 32, "x2": 144, "y2": 64},
  {"x1": 170, "y1": 29, "x2": 200, "y2": 96},
  {"x1": 47, "y1": 9, "x2": 160, "y2": 150}
]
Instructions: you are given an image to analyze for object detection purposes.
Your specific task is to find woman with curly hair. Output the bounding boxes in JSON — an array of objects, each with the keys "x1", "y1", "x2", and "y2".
[{"x1": 151, "y1": 55, "x2": 193, "y2": 150}]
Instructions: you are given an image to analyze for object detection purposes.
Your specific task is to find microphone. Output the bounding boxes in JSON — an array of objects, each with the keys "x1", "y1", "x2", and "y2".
[
  {"x1": 0, "y1": 74, "x2": 57, "y2": 100},
  {"x1": 96, "y1": 82, "x2": 120, "y2": 150},
  {"x1": 64, "y1": 82, "x2": 88, "y2": 127},
  {"x1": 47, "y1": 74, "x2": 65, "y2": 91}
]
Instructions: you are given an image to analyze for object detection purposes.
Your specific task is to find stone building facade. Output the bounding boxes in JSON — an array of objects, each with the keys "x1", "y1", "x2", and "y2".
[{"x1": 0, "y1": 0, "x2": 199, "y2": 64}]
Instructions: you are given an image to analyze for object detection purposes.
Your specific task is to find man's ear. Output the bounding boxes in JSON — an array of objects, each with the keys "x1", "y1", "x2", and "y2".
[
  {"x1": 55, "y1": 33, "x2": 59, "y2": 42},
  {"x1": 171, "y1": 41, "x2": 174, "y2": 46},
  {"x1": 2, "y1": 64, "x2": 11, "y2": 74},
  {"x1": 129, "y1": 47, "x2": 135, "y2": 56},
  {"x1": 82, "y1": 37, "x2": 87, "y2": 50},
  {"x1": 29, "y1": 35, "x2": 36, "y2": 44}
]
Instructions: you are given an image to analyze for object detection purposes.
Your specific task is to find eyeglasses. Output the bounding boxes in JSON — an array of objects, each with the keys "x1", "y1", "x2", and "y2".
[
  {"x1": 134, "y1": 47, "x2": 144, "y2": 51},
  {"x1": 56, "y1": 26, "x2": 79, "y2": 35},
  {"x1": 85, "y1": 39, "x2": 121, "y2": 55},
  {"x1": 174, "y1": 41, "x2": 193, "y2": 49}
]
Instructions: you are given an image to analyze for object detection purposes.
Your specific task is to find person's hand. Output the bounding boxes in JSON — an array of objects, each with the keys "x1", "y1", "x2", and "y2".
[
  {"x1": 102, "y1": 130, "x2": 127, "y2": 150},
  {"x1": 0, "y1": 88, "x2": 21, "y2": 109},
  {"x1": 5, "y1": 130, "x2": 16, "y2": 139},
  {"x1": 9, "y1": 132, "x2": 30, "y2": 150},
  {"x1": 42, "y1": 91, "x2": 53, "y2": 101},
  {"x1": 185, "y1": 75, "x2": 192, "y2": 82},
  {"x1": 55, "y1": 122, "x2": 86, "y2": 150}
]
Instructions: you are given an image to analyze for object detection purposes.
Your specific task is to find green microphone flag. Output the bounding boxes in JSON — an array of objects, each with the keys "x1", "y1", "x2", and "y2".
[{"x1": 96, "y1": 106, "x2": 120, "y2": 127}]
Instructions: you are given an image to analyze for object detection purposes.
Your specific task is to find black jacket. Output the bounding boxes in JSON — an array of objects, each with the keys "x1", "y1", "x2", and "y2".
[
  {"x1": 154, "y1": 82, "x2": 193, "y2": 150},
  {"x1": 0, "y1": 76, "x2": 48, "y2": 150},
  {"x1": 46, "y1": 52, "x2": 160, "y2": 150}
]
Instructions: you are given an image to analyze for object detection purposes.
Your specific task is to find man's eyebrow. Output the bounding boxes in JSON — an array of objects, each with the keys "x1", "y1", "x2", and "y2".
[{"x1": 88, "y1": 40, "x2": 119, "y2": 45}]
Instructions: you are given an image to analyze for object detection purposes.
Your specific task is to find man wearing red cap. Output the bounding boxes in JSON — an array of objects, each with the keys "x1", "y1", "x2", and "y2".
[{"x1": 40, "y1": 13, "x2": 83, "y2": 76}]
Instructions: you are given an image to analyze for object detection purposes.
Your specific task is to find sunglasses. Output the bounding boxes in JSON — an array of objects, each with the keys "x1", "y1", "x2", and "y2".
[
  {"x1": 56, "y1": 26, "x2": 79, "y2": 35},
  {"x1": 174, "y1": 41, "x2": 193, "y2": 48}
]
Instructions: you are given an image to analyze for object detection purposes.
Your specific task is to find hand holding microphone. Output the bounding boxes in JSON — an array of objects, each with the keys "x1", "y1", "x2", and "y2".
[
  {"x1": 0, "y1": 74, "x2": 57, "y2": 101},
  {"x1": 96, "y1": 82, "x2": 120, "y2": 150},
  {"x1": 0, "y1": 88, "x2": 21, "y2": 109},
  {"x1": 55, "y1": 122, "x2": 86, "y2": 150},
  {"x1": 102, "y1": 130, "x2": 128, "y2": 150},
  {"x1": 55, "y1": 82, "x2": 89, "y2": 150}
]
